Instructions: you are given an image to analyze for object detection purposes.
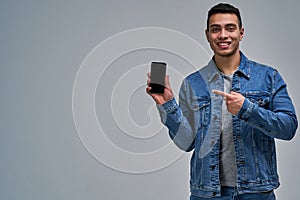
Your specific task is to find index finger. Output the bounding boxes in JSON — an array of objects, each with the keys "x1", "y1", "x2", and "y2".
[{"x1": 212, "y1": 89, "x2": 227, "y2": 97}]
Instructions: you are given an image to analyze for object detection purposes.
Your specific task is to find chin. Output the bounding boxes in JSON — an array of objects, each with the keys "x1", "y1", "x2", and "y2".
[
  {"x1": 216, "y1": 51, "x2": 235, "y2": 57},
  {"x1": 215, "y1": 48, "x2": 239, "y2": 57}
]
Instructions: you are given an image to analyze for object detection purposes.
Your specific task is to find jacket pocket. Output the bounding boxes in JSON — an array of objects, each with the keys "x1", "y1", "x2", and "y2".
[
  {"x1": 189, "y1": 96, "x2": 210, "y2": 127},
  {"x1": 244, "y1": 91, "x2": 270, "y2": 108}
]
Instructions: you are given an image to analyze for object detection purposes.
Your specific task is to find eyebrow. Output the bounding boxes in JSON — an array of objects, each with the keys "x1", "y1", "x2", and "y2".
[
  {"x1": 209, "y1": 23, "x2": 238, "y2": 28},
  {"x1": 226, "y1": 23, "x2": 238, "y2": 27}
]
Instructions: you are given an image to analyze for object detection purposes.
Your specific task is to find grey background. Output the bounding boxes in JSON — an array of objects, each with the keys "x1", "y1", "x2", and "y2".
[{"x1": 1, "y1": 0, "x2": 299, "y2": 199}]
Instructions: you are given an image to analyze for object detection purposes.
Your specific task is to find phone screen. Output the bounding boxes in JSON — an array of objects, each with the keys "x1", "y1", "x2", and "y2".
[{"x1": 150, "y1": 62, "x2": 166, "y2": 94}]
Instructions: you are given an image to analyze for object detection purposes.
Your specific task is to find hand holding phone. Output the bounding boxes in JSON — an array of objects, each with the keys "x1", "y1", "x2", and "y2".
[{"x1": 146, "y1": 62, "x2": 174, "y2": 105}]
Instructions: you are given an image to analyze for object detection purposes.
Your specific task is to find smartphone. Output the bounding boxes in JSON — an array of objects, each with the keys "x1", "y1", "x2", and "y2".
[{"x1": 150, "y1": 62, "x2": 167, "y2": 94}]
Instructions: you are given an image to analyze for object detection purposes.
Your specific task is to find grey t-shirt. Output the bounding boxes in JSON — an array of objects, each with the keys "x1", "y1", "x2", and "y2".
[{"x1": 219, "y1": 74, "x2": 237, "y2": 187}]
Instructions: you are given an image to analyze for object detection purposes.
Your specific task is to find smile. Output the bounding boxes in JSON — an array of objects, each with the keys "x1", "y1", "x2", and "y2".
[{"x1": 217, "y1": 42, "x2": 231, "y2": 48}]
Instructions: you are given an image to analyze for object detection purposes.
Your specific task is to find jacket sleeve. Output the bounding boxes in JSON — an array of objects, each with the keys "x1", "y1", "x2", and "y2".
[
  {"x1": 157, "y1": 79, "x2": 196, "y2": 151},
  {"x1": 237, "y1": 70, "x2": 298, "y2": 140}
]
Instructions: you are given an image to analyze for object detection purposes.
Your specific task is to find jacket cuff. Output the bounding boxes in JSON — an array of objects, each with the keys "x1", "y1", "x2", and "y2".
[
  {"x1": 156, "y1": 98, "x2": 179, "y2": 125},
  {"x1": 236, "y1": 98, "x2": 256, "y2": 120},
  {"x1": 157, "y1": 97, "x2": 179, "y2": 114}
]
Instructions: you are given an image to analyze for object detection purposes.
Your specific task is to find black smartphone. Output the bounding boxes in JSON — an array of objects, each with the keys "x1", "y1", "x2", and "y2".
[{"x1": 150, "y1": 62, "x2": 167, "y2": 94}]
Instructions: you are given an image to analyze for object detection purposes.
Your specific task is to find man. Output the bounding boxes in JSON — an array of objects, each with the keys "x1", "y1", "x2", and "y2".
[{"x1": 146, "y1": 3, "x2": 298, "y2": 200}]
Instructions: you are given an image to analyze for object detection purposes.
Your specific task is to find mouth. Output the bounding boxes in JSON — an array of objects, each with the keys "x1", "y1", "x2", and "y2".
[{"x1": 217, "y1": 42, "x2": 231, "y2": 49}]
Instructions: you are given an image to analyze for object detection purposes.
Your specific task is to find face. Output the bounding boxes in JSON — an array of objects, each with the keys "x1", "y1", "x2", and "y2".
[{"x1": 206, "y1": 13, "x2": 244, "y2": 58}]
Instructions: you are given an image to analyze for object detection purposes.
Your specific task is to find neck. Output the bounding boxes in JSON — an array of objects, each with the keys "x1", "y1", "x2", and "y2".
[{"x1": 214, "y1": 51, "x2": 241, "y2": 75}]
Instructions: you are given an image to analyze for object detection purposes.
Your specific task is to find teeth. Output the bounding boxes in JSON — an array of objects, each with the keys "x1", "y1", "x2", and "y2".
[{"x1": 219, "y1": 43, "x2": 229, "y2": 46}]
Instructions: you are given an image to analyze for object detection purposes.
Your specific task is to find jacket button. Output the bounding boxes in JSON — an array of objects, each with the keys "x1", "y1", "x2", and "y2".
[{"x1": 239, "y1": 160, "x2": 245, "y2": 165}]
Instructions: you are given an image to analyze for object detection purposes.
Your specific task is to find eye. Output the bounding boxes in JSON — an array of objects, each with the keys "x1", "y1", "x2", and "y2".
[
  {"x1": 227, "y1": 26, "x2": 236, "y2": 32},
  {"x1": 210, "y1": 27, "x2": 220, "y2": 33}
]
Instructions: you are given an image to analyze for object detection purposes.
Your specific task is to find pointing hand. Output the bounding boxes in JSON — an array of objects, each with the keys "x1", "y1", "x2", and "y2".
[{"x1": 212, "y1": 90, "x2": 245, "y2": 115}]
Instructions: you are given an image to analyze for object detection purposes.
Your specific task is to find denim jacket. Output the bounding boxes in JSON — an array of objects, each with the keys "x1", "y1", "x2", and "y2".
[{"x1": 157, "y1": 52, "x2": 298, "y2": 198}]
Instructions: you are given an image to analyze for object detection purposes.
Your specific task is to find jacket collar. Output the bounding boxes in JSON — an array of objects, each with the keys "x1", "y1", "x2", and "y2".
[
  {"x1": 207, "y1": 51, "x2": 250, "y2": 82},
  {"x1": 237, "y1": 52, "x2": 251, "y2": 79}
]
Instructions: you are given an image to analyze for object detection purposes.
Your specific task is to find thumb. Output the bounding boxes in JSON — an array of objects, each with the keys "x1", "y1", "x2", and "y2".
[
  {"x1": 165, "y1": 75, "x2": 172, "y2": 89},
  {"x1": 230, "y1": 91, "x2": 239, "y2": 95}
]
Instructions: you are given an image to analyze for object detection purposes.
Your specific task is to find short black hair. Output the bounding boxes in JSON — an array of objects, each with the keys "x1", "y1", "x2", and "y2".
[{"x1": 207, "y1": 3, "x2": 242, "y2": 30}]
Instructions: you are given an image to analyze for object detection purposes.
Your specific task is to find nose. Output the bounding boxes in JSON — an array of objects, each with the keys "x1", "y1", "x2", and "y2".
[{"x1": 218, "y1": 28, "x2": 228, "y2": 39}]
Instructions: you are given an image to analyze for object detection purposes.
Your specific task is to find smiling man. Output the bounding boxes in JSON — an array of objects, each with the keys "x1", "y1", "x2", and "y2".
[{"x1": 146, "y1": 3, "x2": 298, "y2": 200}]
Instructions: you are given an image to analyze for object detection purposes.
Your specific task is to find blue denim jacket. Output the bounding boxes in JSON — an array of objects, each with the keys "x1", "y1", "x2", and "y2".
[{"x1": 157, "y1": 52, "x2": 298, "y2": 198}]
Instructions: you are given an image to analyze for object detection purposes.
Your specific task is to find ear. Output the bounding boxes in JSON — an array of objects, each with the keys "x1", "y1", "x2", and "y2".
[
  {"x1": 239, "y1": 27, "x2": 245, "y2": 41},
  {"x1": 205, "y1": 29, "x2": 209, "y2": 42}
]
